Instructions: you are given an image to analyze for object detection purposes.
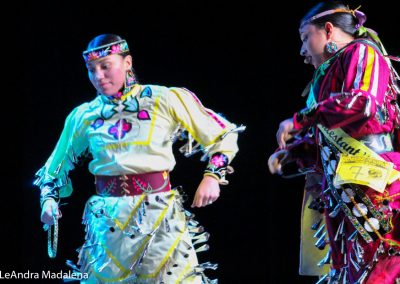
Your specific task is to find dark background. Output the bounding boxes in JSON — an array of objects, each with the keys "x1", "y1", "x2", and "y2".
[{"x1": 5, "y1": 0, "x2": 399, "y2": 283}]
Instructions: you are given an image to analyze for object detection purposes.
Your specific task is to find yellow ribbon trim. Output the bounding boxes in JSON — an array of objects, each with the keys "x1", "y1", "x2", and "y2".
[
  {"x1": 360, "y1": 46, "x2": 374, "y2": 92},
  {"x1": 120, "y1": 84, "x2": 141, "y2": 101},
  {"x1": 113, "y1": 194, "x2": 146, "y2": 230},
  {"x1": 139, "y1": 229, "x2": 185, "y2": 279},
  {"x1": 175, "y1": 262, "x2": 192, "y2": 284},
  {"x1": 86, "y1": 191, "x2": 176, "y2": 282},
  {"x1": 85, "y1": 247, "x2": 131, "y2": 283},
  {"x1": 101, "y1": 96, "x2": 160, "y2": 150},
  {"x1": 131, "y1": 191, "x2": 176, "y2": 268}
]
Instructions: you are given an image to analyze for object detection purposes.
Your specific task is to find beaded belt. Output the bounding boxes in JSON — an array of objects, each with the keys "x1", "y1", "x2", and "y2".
[
  {"x1": 95, "y1": 171, "x2": 171, "y2": 197},
  {"x1": 359, "y1": 133, "x2": 393, "y2": 154}
]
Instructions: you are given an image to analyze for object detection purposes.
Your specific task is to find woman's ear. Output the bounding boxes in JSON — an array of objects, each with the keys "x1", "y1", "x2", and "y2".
[
  {"x1": 324, "y1": 22, "x2": 334, "y2": 39},
  {"x1": 124, "y1": 55, "x2": 133, "y2": 70}
]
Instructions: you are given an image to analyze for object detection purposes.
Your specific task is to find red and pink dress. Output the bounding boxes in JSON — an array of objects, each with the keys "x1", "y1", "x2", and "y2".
[{"x1": 289, "y1": 39, "x2": 400, "y2": 283}]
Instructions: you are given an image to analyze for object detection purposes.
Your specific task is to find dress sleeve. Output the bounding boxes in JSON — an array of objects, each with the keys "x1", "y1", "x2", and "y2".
[
  {"x1": 167, "y1": 87, "x2": 239, "y2": 162},
  {"x1": 293, "y1": 42, "x2": 390, "y2": 131},
  {"x1": 34, "y1": 106, "x2": 90, "y2": 198}
]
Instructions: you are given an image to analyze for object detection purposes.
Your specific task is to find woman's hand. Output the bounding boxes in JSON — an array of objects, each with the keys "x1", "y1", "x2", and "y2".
[
  {"x1": 268, "y1": 149, "x2": 291, "y2": 175},
  {"x1": 191, "y1": 175, "x2": 220, "y2": 208},
  {"x1": 276, "y1": 118, "x2": 296, "y2": 149},
  {"x1": 41, "y1": 199, "x2": 61, "y2": 225}
]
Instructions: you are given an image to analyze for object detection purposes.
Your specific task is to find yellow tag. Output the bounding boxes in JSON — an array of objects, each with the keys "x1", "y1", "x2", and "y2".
[
  {"x1": 333, "y1": 155, "x2": 394, "y2": 193},
  {"x1": 388, "y1": 168, "x2": 400, "y2": 184}
]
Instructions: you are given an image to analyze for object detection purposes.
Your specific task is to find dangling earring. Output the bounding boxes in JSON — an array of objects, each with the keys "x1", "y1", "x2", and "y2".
[
  {"x1": 124, "y1": 69, "x2": 136, "y2": 94},
  {"x1": 325, "y1": 41, "x2": 338, "y2": 54}
]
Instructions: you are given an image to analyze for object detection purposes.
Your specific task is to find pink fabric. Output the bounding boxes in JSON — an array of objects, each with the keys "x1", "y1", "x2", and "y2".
[
  {"x1": 294, "y1": 41, "x2": 397, "y2": 138},
  {"x1": 365, "y1": 255, "x2": 400, "y2": 284},
  {"x1": 290, "y1": 40, "x2": 400, "y2": 283},
  {"x1": 366, "y1": 152, "x2": 400, "y2": 210}
]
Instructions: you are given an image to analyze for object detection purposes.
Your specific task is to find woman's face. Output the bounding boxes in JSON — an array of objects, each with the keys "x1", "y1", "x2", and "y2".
[
  {"x1": 299, "y1": 23, "x2": 328, "y2": 68},
  {"x1": 87, "y1": 54, "x2": 132, "y2": 96}
]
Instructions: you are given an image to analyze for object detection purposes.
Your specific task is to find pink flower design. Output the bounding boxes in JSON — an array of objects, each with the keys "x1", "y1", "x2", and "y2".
[
  {"x1": 210, "y1": 155, "x2": 227, "y2": 168},
  {"x1": 108, "y1": 119, "x2": 132, "y2": 139},
  {"x1": 111, "y1": 44, "x2": 121, "y2": 54},
  {"x1": 137, "y1": 110, "x2": 151, "y2": 120},
  {"x1": 87, "y1": 52, "x2": 99, "y2": 61}
]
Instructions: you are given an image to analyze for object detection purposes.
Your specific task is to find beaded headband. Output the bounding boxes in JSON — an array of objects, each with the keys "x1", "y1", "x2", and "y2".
[
  {"x1": 83, "y1": 39, "x2": 130, "y2": 63},
  {"x1": 301, "y1": 6, "x2": 366, "y2": 29}
]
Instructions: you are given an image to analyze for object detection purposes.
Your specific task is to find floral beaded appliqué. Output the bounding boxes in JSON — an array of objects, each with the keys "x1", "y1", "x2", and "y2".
[
  {"x1": 108, "y1": 119, "x2": 132, "y2": 139},
  {"x1": 204, "y1": 152, "x2": 229, "y2": 181},
  {"x1": 83, "y1": 40, "x2": 129, "y2": 63}
]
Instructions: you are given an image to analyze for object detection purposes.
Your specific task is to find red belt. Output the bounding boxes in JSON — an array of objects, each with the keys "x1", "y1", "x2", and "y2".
[{"x1": 95, "y1": 171, "x2": 171, "y2": 197}]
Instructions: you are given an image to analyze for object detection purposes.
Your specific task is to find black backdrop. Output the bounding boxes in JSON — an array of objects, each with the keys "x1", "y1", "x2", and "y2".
[{"x1": 5, "y1": 0, "x2": 399, "y2": 283}]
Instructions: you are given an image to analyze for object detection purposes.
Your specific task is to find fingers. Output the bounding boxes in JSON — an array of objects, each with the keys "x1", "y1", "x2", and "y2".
[
  {"x1": 268, "y1": 154, "x2": 278, "y2": 174},
  {"x1": 277, "y1": 126, "x2": 291, "y2": 149},
  {"x1": 276, "y1": 127, "x2": 286, "y2": 149},
  {"x1": 268, "y1": 150, "x2": 289, "y2": 174},
  {"x1": 41, "y1": 201, "x2": 61, "y2": 225},
  {"x1": 269, "y1": 159, "x2": 282, "y2": 175},
  {"x1": 41, "y1": 210, "x2": 55, "y2": 225},
  {"x1": 279, "y1": 150, "x2": 290, "y2": 165},
  {"x1": 276, "y1": 118, "x2": 295, "y2": 149},
  {"x1": 191, "y1": 195, "x2": 219, "y2": 208}
]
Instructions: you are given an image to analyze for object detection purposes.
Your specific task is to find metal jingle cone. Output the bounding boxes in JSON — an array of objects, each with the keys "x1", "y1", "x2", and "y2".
[
  {"x1": 311, "y1": 218, "x2": 323, "y2": 230},
  {"x1": 313, "y1": 223, "x2": 326, "y2": 238},
  {"x1": 315, "y1": 231, "x2": 327, "y2": 250}
]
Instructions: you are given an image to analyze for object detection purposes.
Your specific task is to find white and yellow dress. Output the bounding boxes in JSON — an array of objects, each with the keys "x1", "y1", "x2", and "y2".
[{"x1": 35, "y1": 84, "x2": 239, "y2": 283}]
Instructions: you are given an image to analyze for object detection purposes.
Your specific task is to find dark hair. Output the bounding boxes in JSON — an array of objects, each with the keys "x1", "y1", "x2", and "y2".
[
  {"x1": 87, "y1": 34, "x2": 130, "y2": 57},
  {"x1": 301, "y1": 1, "x2": 360, "y2": 37}
]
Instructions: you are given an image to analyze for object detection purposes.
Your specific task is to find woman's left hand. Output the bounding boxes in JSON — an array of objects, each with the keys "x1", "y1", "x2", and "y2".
[{"x1": 191, "y1": 175, "x2": 220, "y2": 208}]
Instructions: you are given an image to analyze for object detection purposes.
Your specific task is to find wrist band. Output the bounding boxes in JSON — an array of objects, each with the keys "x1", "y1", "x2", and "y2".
[
  {"x1": 204, "y1": 153, "x2": 229, "y2": 183},
  {"x1": 40, "y1": 184, "x2": 60, "y2": 208}
]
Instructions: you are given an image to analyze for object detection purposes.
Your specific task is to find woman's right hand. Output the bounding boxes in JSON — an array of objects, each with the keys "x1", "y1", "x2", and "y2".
[
  {"x1": 268, "y1": 149, "x2": 291, "y2": 175},
  {"x1": 41, "y1": 199, "x2": 61, "y2": 226},
  {"x1": 276, "y1": 118, "x2": 296, "y2": 149}
]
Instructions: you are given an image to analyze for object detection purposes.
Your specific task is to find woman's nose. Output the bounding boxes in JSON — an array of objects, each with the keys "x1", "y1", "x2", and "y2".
[
  {"x1": 300, "y1": 45, "x2": 307, "y2": 56},
  {"x1": 94, "y1": 70, "x2": 105, "y2": 80}
]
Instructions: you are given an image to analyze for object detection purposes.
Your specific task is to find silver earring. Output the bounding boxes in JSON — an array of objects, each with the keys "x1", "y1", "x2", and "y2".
[{"x1": 325, "y1": 41, "x2": 338, "y2": 54}]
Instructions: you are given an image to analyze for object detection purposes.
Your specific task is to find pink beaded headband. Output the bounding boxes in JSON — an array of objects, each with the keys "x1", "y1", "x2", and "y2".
[{"x1": 83, "y1": 39, "x2": 130, "y2": 63}]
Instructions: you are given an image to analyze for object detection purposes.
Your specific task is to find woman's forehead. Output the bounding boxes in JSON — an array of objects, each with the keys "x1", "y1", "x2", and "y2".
[
  {"x1": 299, "y1": 23, "x2": 316, "y2": 35},
  {"x1": 86, "y1": 54, "x2": 120, "y2": 67}
]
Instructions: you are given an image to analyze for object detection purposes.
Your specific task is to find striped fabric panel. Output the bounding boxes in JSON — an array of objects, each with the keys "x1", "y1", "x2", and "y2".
[
  {"x1": 359, "y1": 45, "x2": 376, "y2": 94},
  {"x1": 345, "y1": 42, "x2": 390, "y2": 103},
  {"x1": 353, "y1": 44, "x2": 366, "y2": 90},
  {"x1": 182, "y1": 87, "x2": 226, "y2": 128},
  {"x1": 370, "y1": 50, "x2": 380, "y2": 97}
]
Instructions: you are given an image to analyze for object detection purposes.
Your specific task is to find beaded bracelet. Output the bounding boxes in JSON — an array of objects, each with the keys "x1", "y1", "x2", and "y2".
[
  {"x1": 40, "y1": 183, "x2": 60, "y2": 208},
  {"x1": 204, "y1": 153, "x2": 229, "y2": 184}
]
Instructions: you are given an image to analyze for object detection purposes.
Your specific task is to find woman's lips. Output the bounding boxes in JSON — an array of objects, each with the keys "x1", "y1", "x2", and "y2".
[{"x1": 99, "y1": 82, "x2": 111, "y2": 88}]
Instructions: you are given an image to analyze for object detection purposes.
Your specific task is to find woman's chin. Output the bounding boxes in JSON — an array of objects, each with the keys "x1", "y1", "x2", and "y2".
[{"x1": 98, "y1": 88, "x2": 118, "y2": 97}]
